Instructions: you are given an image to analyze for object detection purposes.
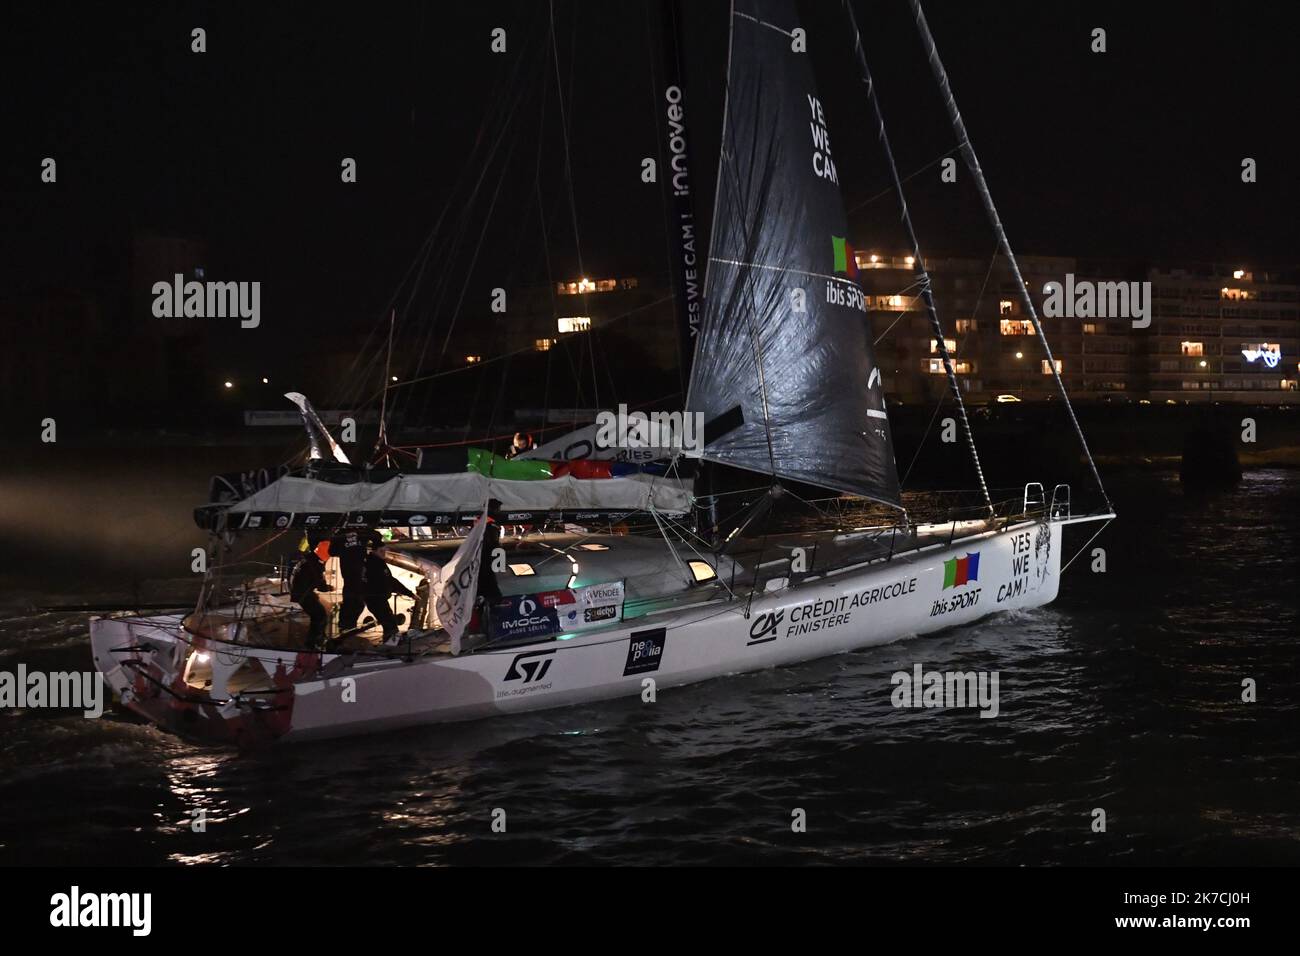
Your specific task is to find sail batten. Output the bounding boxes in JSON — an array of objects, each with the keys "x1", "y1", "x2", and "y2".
[{"x1": 686, "y1": 0, "x2": 901, "y2": 506}]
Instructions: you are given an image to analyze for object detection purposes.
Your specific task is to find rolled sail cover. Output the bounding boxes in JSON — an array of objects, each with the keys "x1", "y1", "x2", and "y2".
[{"x1": 686, "y1": 0, "x2": 900, "y2": 506}]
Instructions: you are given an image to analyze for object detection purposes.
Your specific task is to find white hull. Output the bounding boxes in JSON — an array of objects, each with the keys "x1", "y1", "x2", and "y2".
[{"x1": 92, "y1": 518, "x2": 1066, "y2": 744}]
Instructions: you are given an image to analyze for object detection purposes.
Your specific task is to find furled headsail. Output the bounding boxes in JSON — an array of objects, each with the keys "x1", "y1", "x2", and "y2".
[{"x1": 686, "y1": 0, "x2": 900, "y2": 506}]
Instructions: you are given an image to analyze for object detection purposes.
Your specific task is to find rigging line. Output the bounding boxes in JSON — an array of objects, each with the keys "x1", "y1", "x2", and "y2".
[
  {"x1": 845, "y1": 143, "x2": 965, "y2": 215},
  {"x1": 871, "y1": 280, "x2": 927, "y2": 345},
  {"x1": 547, "y1": 0, "x2": 598, "y2": 410},
  {"x1": 362, "y1": 294, "x2": 675, "y2": 409},
  {"x1": 842, "y1": 0, "x2": 994, "y2": 520},
  {"x1": 961, "y1": 240, "x2": 1002, "y2": 350},
  {"x1": 532, "y1": 67, "x2": 561, "y2": 422},
  {"x1": 899, "y1": 389, "x2": 947, "y2": 488},
  {"x1": 430, "y1": 106, "x2": 530, "y2": 374},
  {"x1": 1060, "y1": 517, "x2": 1113, "y2": 575},
  {"x1": 733, "y1": 10, "x2": 794, "y2": 39},
  {"x1": 405, "y1": 39, "x2": 541, "y2": 423},
  {"x1": 333, "y1": 44, "x2": 530, "y2": 413},
  {"x1": 908, "y1": 0, "x2": 1113, "y2": 514}
]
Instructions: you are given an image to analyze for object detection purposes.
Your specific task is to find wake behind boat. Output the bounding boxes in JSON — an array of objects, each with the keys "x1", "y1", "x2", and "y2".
[{"x1": 90, "y1": 0, "x2": 1115, "y2": 746}]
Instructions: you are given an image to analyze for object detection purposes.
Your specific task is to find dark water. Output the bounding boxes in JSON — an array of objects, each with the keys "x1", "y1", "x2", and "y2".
[{"x1": 1, "y1": 469, "x2": 1297, "y2": 865}]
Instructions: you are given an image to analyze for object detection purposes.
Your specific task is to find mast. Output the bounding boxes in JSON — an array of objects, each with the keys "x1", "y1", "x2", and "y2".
[
  {"x1": 907, "y1": 0, "x2": 1113, "y2": 513},
  {"x1": 658, "y1": 0, "x2": 705, "y2": 387},
  {"x1": 374, "y1": 307, "x2": 396, "y2": 466},
  {"x1": 840, "y1": 0, "x2": 993, "y2": 519}
]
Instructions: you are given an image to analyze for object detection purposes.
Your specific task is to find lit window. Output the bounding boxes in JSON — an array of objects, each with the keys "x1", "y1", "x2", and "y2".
[
  {"x1": 558, "y1": 316, "x2": 591, "y2": 334},
  {"x1": 1042, "y1": 359, "x2": 1063, "y2": 375},
  {"x1": 508, "y1": 563, "x2": 535, "y2": 576},
  {"x1": 1000, "y1": 319, "x2": 1034, "y2": 336},
  {"x1": 1180, "y1": 341, "x2": 1204, "y2": 356},
  {"x1": 928, "y1": 359, "x2": 972, "y2": 375},
  {"x1": 687, "y1": 560, "x2": 717, "y2": 583},
  {"x1": 465, "y1": 355, "x2": 482, "y2": 364},
  {"x1": 930, "y1": 338, "x2": 957, "y2": 354},
  {"x1": 999, "y1": 300, "x2": 1015, "y2": 316},
  {"x1": 534, "y1": 338, "x2": 554, "y2": 352},
  {"x1": 955, "y1": 319, "x2": 977, "y2": 333},
  {"x1": 1082, "y1": 323, "x2": 1098, "y2": 334}
]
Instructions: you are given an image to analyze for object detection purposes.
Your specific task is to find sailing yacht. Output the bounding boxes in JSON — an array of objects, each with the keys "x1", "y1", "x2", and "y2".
[{"x1": 90, "y1": 0, "x2": 1114, "y2": 745}]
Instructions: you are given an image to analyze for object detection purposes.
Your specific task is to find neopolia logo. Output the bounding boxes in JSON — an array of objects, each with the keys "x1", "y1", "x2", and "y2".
[
  {"x1": 504, "y1": 649, "x2": 555, "y2": 684},
  {"x1": 748, "y1": 610, "x2": 784, "y2": 644}
]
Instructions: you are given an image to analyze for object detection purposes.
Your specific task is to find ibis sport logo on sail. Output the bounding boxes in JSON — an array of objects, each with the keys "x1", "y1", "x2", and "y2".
[{"x1": 827, "y1": 237, "x2": 866, "y2": 312}]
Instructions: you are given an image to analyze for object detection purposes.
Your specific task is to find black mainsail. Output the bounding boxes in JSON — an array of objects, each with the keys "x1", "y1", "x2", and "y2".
[{"x1": 686, "y1": 0, "x2": 900, "y2": 506}]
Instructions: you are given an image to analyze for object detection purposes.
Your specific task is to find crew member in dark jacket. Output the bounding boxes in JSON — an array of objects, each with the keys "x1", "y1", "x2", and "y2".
[
  {"x1": 504, "y1": 432, "x2": 535, "y2": 459},
  {"x1": 289, "y1": 548, "x2": 331, "y2": 649},
  {"x1": 363, "y1": 533, "x2": 415, "y2": 643},
  {"x1": 477, "y1": 500, "x2": 503, "y2": 605},
  {"x1": 330, "y1": 528, "x2": 369, "y2": 632}
]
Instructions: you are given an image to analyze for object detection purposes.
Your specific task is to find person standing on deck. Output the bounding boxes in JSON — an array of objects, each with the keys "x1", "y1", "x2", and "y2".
[
  {"x1": 289, "y1": 546, "x2": 331, "y2": 649},
  {"x1": 362, "y1": 532, "x2": 415, "y2": 644},
  {"x1": 330, "y1": 528, "x2": 368, "y2": 633},
  {"x1": 504, "y1": 432, "x2": 535, "y2": 459}
]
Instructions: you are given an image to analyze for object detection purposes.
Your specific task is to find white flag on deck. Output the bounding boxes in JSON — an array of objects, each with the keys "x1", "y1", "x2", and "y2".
[{"x1": 431, "y1": 515, "x2": 488, "y2": 655}]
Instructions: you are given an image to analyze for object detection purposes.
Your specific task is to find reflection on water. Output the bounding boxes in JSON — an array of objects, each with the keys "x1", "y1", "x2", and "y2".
[{"x1": 0, "y1": 470, "x2": 1297, "y2": 864}]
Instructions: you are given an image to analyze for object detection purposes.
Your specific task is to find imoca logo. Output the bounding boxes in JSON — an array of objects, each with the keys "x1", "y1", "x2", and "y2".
[
  {"x1": 748, "y1": 610, "x2": 784, "y2": 644},
  {"x1": 504, "y1": 649, "x2": 555, "y2": 683}
]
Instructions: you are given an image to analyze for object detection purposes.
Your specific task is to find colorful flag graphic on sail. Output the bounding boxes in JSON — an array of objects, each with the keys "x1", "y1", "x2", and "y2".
[
  {"x1": 942, "y1": 552, "x2": 980, "y2": 589},
  {"x1": 831, "y1": 236, "x2": 857, "y2": 278}
]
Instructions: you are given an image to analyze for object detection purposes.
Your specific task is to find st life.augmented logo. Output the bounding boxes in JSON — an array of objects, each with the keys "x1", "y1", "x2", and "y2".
[{"x1": 504, "y1": 649, "x2": 555, "y2": 684}]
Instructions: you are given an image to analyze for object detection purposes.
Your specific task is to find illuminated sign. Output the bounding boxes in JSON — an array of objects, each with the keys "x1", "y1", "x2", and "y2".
[{"x1": 1241, "y1": 343, "x2": 1281, "y2": 369}]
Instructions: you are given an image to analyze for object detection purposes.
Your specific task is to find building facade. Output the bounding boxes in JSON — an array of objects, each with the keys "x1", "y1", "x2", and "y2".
[{"x1": 856, "y1": 253, "x2": 1300, "y2": 405}]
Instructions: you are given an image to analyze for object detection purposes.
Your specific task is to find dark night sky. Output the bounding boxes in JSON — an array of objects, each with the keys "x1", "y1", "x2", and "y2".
[{"x1": 2, "y1": 0, "x2": 1296, "y2": 412}]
